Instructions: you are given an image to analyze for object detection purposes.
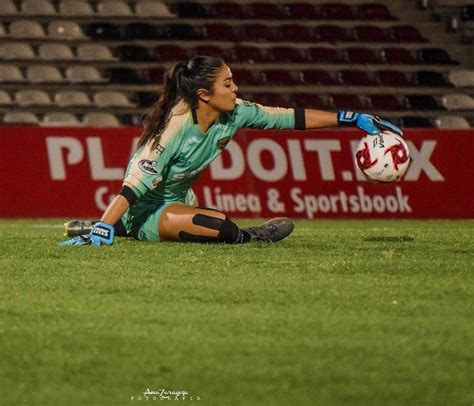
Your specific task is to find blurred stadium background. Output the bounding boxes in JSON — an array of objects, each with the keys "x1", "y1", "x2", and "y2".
[{"x1": 0, "y1": 0, "x2": 473, "y2": 128}]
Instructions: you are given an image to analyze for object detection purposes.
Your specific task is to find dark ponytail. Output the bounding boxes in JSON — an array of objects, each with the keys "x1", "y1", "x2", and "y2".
[{"x1": 137, "y1": 56, "x2": 224, "y2": 150}]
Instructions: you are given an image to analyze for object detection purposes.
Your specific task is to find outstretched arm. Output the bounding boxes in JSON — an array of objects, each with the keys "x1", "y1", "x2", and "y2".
[{"x1": 304, "y1": 109, "x2": 402, "y2": 136}]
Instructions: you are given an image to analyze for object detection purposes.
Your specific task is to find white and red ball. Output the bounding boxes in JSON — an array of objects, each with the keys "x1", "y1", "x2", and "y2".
[{"x1": 354, "y1": 131, "x2": 411, "y2": 182}]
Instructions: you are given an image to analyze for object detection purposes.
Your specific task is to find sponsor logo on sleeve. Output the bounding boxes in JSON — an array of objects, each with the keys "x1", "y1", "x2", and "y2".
[
  {"x1": 138, "y1": 160, "x2": 159, "y2": 175},
  {"x1": 217, "y1": 136, "x2": 231, "y2": 150}
]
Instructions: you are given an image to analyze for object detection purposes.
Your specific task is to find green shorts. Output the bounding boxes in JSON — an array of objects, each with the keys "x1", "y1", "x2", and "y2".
[{"x1": 122, "y1": 189, "x2": 197, "y2": 242}]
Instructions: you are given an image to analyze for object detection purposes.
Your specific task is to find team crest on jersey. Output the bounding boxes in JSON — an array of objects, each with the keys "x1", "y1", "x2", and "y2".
[
  {"x1": 138, "y1": 160, "x2": 158, "y2": 174},
  {"x1": 217, "y1": 136, "x2": 231, "y2": 150}
]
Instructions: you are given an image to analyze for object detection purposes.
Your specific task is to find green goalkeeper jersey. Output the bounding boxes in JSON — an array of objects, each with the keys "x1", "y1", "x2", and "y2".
[{"x1": 123, "y1": 98, "x2": 296, "y2": 205}]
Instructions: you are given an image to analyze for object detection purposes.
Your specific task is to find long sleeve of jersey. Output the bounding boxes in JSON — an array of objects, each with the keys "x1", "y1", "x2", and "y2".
[{"x1": 232, "y1": 99, "x2": 296, "y2": 130}]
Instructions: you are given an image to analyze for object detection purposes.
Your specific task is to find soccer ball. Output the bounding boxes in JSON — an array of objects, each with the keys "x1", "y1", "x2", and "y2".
[{"x1": 354, "y1": 131, "x2": 410, "y2": 182}]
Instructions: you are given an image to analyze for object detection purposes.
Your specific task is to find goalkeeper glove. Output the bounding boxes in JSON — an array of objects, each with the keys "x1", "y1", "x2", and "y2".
[
  {"x1": 60, "y1": 221, "x2": 114, "y2": 247},
  {"x1": 337, "y1": 111, "x2": 403, "y2": 136}
]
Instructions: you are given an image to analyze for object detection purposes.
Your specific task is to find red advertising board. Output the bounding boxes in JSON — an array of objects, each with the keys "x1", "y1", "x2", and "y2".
[{"x1": 0, "y1": 126, "x2": 473, "y2": 218}]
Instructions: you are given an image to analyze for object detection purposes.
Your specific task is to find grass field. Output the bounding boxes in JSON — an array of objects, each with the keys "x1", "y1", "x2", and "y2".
[{"x1": 0, "y1": 219, "x2": 472, "y2": 406}]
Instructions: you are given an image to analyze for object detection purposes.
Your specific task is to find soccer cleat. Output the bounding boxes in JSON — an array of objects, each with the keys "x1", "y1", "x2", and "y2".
[
  {"x1": 242, "y1": 217, "x2": 295, "y2": 243},
  {"x1": 64, "y1": 220, "x2": 96, "y2": 237}
]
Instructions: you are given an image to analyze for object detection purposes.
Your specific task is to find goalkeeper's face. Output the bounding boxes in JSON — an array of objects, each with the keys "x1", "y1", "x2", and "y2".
[{"x1": 206, "y1": 65, "x2": 239, "y2": 113}]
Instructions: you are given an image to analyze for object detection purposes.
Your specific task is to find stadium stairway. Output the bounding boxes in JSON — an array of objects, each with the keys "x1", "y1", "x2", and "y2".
[{"x1": 0, "y1": 0, "x2": 473, "y2": 128}]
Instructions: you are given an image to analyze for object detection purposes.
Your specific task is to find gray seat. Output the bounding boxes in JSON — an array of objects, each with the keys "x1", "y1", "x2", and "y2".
[
  {"x1": 97, "y1": 0, "x2": 132, "y2": 16},
  {"x1": 15, "y1": 89, "x2": 52, "y2": 106},
  {"x1": 0, "y1": 90, "x2": 13, "y2": 105},
  {"x1": 4, "y1": 112, "x2": 39, "y2": 124},
  {"x1": 0, "y1": 42, "x2": 35, "y2": 60},
  {"x1": 54, "y1": 90, "x2": 91, "y2": 106},
  {"x1": 65, "y1": 66, "x2": 105, "y2": 83},
  {"x1": 26, "y1": 65, "x2": 64, "y2": 83},
  {"x1": 0, "y1": 64, "x2": 25, "y2": 82},
  {"x1": 93, "y1": 91, "x2": 134, "y2": 107},
  {"x1": 135, "y1": 0, "x2": 175, "y2": 17},
  {"x1": 38, "y1": 43, "x2": 75, "y2": 60},
  {"x1": 0, "y1": 0, "x2": 17, "y2": 15},
  {"x1": 21, "y1": 0, "x2": 56, "y2": 15},
  {"x1": 41, "y1": 112, "x2": 81, "y2": 126},
  {"x1": 82, "y1": 112, "x2": 121, "y2": 127},
  {"x1": 76, "y1": 44, "x2": 115, "y2": 61},
  {"x1": 434, "y1": 115, "x2": 470, "y2": 129},
  {"x1": 59, "y1": 0, "x2": 95, "y2": 16},
  {"x1": 48, "y1": 21, "x2": 85, "y2": 39},
  {"x1": 9, "y1": 20, "x2": 46, "y2": 38}
]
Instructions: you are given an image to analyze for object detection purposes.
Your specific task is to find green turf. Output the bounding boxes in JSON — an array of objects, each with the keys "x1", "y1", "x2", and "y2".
[{"x1": 0, "y1": 219, "x2": 472, "y2": 406}]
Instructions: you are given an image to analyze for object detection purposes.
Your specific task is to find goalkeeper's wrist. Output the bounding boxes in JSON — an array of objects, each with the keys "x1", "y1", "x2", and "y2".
[
  {"x1": 337, "y1": 111, "x2": 360, "y2": 127},
  {"x1": 91, "y1": 221, "x2": 114, "y2": 244}
]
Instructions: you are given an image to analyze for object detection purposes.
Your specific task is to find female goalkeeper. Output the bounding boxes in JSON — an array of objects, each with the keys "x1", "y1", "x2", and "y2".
[{"x1": 61, "y1": 56, "x2": 401, "y2": 246}]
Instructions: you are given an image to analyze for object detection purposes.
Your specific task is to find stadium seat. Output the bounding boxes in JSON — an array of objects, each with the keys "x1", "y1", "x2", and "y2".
[
  {"x1": 232, "y1": 69, "x2": 262, "y2": 85},
  {"x1": 271, "y1": 46, "x2": 310, "y2": 63},
  {"x1": 434, "y1": 115, "x2": 470, "y2": 129},
  {"x1": 21, "y1": 0, "x2": 56, "y2": 15},
  {"x1": 389, "y1": 25, "x2": 428, "y2": 42},
  {"x1": 375, "y1": 70, "x2": 412, "y2": 87},
  {"x1": 321, "y1": 3, "x2": 357, "y2": 20},
  {"x1": 308, "y1": 47, "x2": 344, "y2": 63},
  {"x1": 0, "y1": 64, "x2": 24, "y2": 82},
  {"x1": 279, "y1": 24, "x2": 315, "y2": 42},
  {"x1": 97, "y1": 0, "x2": 132, "y2": 16},
  {"x1": 232, "y1": 46, "x2": 272, "y2": 64},
  {"x1": 405, "y1": 95, "x2": 443, "y2": 110},
  {"x1": 369, "y1": 95, "x2": 404, "y2": 110},
  {"x1": 289, "y1": 94, "x2": 329, "y2": 109},
  {"x1": 48, "y1": 21, "x2": 85, "y2": 39},
  {"x1": 263, "y1": 69, "x2": 302, "y2": 85},
  {"x1": 124, "y1": 23, "x2": 167, "y2": 40},
  {"x1": 338, "y1": 70, "x2": 375, "y2": 86},
  {"x1": 381, "y1": 48, "x2": 416, "y2": 64},
  {"x1": 207, "y1": 2, "x2": 248, "y2": 19},
  {"x1": 59, "y1": 0, "x2": 95, "y2": 16},
  {"x1": 54, "y1": 90, "x2": 91, "y2": 107},
  {"x1": 401, "y1": 116, "x2": 433, "y2": 128},
  {"x1": 0, "y1": 42, "x2": 35, "y2": 60},
  {"x1": 77, "y1": 44, "x2": 116, "y2": 61},
  {"x1": 238, "y1": 24, "x2": 279, "y2": 42},
  {"x1": 105, "y1": 67, "x2": 143, "y2": 83},
  {"x1": 116, "y1": 45, "x2": 153, "y2": 62},
  {"x1": 0, "y1": 24, "x2": 6, "y2": 37},
  {"x1": 3, "y1": 112, "x2": 39, "y2": 124},
  {"x1": 0, "y1": 90, "x2": 13, "y2": 105},
  {"x1": 252, "y1": 93, "x2": 288, "y2": 107},
  {"x1": 136, "y1": 0, "x2": 175, "y2": 17},
  {"x1": 171, "y1": 2, "x2": 207, "y2": 18},
  {"x1": 42, "y1": 112, "x2": 81, "y2": 127},
  {"x1": 82, "y1": 112, "x2": 121, "y2": 127},
  {"x1": 136, "y1": 92, "x2": 158, "y2": 107},
  {"x1": 9, "y1": 20, "x2": 45, "y2": 38},
  {"x1": 448, "y1": 70, "x2": 474, "y2": 87},
  {"x1": 440, "y1": 94, "x2": 474, "y2": 110},
  {"x1": 354, "y1": 25, "x2": 392, "y2": 42},
  {"x1": 142, "y1": 68, "x2": 165, "y2": 83},
  {"x1": 0, "y1": 0, "x2": 17, "y2": 15},
  {"x1": 414, "y1": 71, "x2": 451, "y2": 87},
  {"x1": 355, "y1": 3, "x2": 398, "y2": 21},
  {"x1": 461, "y1": 5, "x2": 474, "y2": 21},
  {"x1": 315, "y1": 25, "x2": 353, "y2": 42},
  {"x1": 93, "y1": 91, "x2": 134, "y2": 107},
  {"x1": 85, "y1": 23, "x2": 122, "y2": 40},
  {"x1": 38, "y1": 43, "x2": 74, "y2": 60},
  {"x1": 15, "y1": 89, "x2": 52, "y2": 106},
  {"x1": 286, "y1": 3, "x2": 323, "y2": 19},
  {"x1": 331, "y1": 94, "x2": 369, "y2": 110},
  {"x1": 65, "y1": 66, "x2": 105, "y2": 83},
  {"x1": 168, "y1": 23, "x2": 203, "y2": 40},
  {"x1": 344, "y1": 47, "x2": 381, "y2": 64},
  {"x1": 153, "y1": 45, "x2": 190, "y2": 62},
  {"x1": 193, "y1": 45, "x2": 233, "y2": 60},
  {"x1": 416, "y1": 48, "x2": 458, "y2": 65},
  {"x1": 26, "y1": 65, "x2": 64, "y2": 83},
  {"x1": 204, "y1": 23, "x2": 239, "y2": 41},
  {"x1": 301, "y1": 69, "x2": 338, "y2": 85},
  {"x1": 248, "y1": 2, "x2": 287, "y2": 19}
]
